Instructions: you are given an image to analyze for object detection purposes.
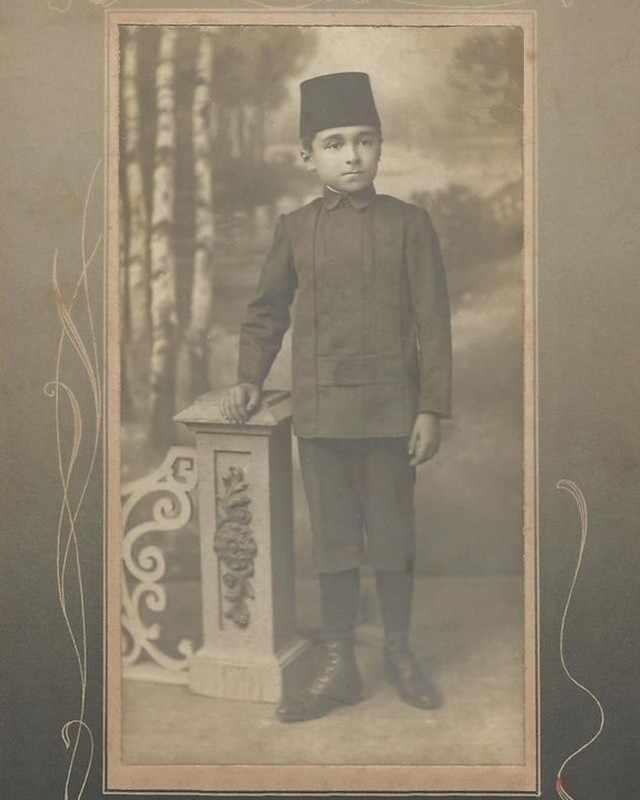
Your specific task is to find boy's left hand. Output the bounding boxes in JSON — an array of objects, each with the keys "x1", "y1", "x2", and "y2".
[{"x1": 408, "y1": 413, "x2": 441, "y2": 467}]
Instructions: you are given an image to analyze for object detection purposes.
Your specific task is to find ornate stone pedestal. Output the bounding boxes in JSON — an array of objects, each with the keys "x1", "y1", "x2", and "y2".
[{"x1": 174, "y1": 389, "x2": 311, "y2": 703}]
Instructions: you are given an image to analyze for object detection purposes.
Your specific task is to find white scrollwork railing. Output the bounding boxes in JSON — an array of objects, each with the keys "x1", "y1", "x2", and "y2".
[{"x1": 121, "y1": 446, "x2": 198, "y2": 679}]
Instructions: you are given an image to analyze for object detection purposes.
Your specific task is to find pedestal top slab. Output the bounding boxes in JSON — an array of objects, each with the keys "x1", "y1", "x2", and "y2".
[{"x1": 174, "y1": 389, "x2": 292, "y2": 430}]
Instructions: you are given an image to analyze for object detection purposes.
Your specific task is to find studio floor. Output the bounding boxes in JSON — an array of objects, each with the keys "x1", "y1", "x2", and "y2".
[{"x1": 121, "y1": 575, "x2": 526, "y2": 766}]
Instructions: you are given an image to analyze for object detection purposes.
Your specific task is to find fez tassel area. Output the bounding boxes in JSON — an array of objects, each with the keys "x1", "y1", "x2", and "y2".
[
  {"x1": 46, "y1": 0, "x2": 578, "y2": 13},
  {"x1": 44, "y1": 159, "x2": 103, "y2": 800},
  {"x1": 555, "y1": 480, "x2": 606, "y2": 800}
]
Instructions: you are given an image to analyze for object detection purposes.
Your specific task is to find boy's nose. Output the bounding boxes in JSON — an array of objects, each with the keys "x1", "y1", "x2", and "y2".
[{"x1": 344, "y1": 144, "x2": 359, "y2": 163}]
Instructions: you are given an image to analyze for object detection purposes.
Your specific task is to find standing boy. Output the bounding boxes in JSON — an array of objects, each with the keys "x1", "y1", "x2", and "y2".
[{"x1": 221, "y1": 72, "x2": 452, "y2": 722}]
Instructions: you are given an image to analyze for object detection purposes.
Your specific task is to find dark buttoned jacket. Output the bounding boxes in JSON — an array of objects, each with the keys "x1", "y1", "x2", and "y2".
[{"x1": 238, "y1": 185, "x2": 452, "y2": 437}]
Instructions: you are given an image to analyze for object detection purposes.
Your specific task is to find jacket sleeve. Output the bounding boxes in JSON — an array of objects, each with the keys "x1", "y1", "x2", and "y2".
[
  {"x1": 237, "y1": 214, "x2": 297, "y2": 387},
  {"x1": 405, "y1": 206, "x2": 452, "y2": 418}
]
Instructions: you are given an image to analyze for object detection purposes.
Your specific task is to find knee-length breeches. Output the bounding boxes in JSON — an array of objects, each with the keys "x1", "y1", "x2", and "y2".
[{"x1": 297, "y1": 437, "x2": 416, "y2": 573}]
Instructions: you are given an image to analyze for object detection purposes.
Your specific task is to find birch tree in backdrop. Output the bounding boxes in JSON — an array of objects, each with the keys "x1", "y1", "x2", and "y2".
[
  {"x1": 119, "y1": 26, "x2": 317, "y2": 465},
  {"x1": 122, "y1": 25, "x2": 151, "y2": 421},
  {"x1": 186, "y1": 28, "x2": 215, "y2": 400},
  {"x1": 149, "y1": 26, "x2": 178, "y2": 445}
]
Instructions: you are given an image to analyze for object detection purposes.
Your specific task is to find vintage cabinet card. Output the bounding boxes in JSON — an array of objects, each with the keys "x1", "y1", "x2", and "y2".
[{"x1": 1, "y1": 1, "x2": 638, "y2": 798}]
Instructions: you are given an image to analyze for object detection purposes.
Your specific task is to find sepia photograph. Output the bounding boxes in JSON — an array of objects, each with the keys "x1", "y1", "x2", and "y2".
[
  {"x1": 4, "y1": 2, "x2": 640, "y2": 798},
  {"x1": 107, "y1": 11, "x2": 536, "y2": 793}
]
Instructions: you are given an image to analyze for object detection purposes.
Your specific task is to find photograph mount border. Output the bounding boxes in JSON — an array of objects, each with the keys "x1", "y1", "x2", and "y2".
[{"x1": 104, "y1": 7, "x2": 538, "y2": 795}]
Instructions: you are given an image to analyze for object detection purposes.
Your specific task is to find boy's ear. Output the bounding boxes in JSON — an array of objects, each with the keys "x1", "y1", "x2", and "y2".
[{"x1": 300, "y1": 149, "x2": 316, "y2": 172}]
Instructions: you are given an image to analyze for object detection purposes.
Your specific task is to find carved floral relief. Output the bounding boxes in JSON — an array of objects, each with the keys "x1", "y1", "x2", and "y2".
[{"x1": 214, "y1": 466, "x2": 258, "y2": 629}]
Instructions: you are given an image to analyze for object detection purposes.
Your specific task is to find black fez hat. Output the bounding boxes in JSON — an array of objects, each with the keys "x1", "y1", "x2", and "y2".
[{"x1": 299, "y1": 72, "x2": 381, "y2": 140}]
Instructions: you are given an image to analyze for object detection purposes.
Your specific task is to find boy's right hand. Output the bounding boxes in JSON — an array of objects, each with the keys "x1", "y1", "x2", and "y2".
[{"x1": 220, "y1": 383, "x2": 262, "y2": 424}]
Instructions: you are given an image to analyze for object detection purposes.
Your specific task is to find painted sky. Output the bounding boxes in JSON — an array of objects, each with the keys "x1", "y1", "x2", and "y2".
[
  {"x1": 268, "y1": 26, "x2": 513, "y2": 148},
  {"x1": 264, "y1": 25, "x2": 522, "y2": 200}
]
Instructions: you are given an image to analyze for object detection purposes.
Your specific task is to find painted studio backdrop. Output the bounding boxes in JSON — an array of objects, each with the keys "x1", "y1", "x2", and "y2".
[{"x1": 118, "y1": 23, "x2": 526, "y2": 765}]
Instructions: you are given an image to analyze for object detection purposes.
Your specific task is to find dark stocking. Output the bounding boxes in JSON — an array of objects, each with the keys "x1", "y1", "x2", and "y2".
[
  {"x1": 319, "y1": 568, "x2": 360, "y2": 642},
  {"x1": 375, "y1": 566, "x2": 414, "y2": 636}
]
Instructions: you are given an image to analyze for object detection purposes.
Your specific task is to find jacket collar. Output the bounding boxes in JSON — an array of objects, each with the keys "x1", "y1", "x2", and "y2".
[{"x1": 322, "y1": 183, "x2": 377, "y2": 211}]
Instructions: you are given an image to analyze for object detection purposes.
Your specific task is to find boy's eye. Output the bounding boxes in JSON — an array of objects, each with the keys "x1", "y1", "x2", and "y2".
[{"x1": 325, "y1": 141, "x2": 342, "y2": 150}]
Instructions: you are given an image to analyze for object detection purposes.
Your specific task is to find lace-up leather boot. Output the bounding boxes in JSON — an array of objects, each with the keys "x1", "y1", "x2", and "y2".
[
  {"x1": 277, "y1": 640, "x2": 363, "y2": 722},
  {"x1": 383, "y1": 631, "x2": 440, "y2": 710}
]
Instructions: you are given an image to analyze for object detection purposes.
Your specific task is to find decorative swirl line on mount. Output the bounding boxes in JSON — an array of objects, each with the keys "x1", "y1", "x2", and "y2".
[
  {"x1": 555, "y1": 480, "x2": 605, "y2": 800},
  {"x1": 47, "y1": 0, "x2": 575, "y2": 12},
  {"x1": 384, "y1": 0, "x2": 574, "y2": 8},
  {"x1": 48, "y1": 0, "x2": 118, "y2": 12},
  {"x1": 44, "y1": 159, "x2": 103, "y2": 800}
]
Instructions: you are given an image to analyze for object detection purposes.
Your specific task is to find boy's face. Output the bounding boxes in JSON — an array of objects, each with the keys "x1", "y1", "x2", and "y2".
[{"x1": 303, "y1": 125, "x2": 382, "y2": 194}]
